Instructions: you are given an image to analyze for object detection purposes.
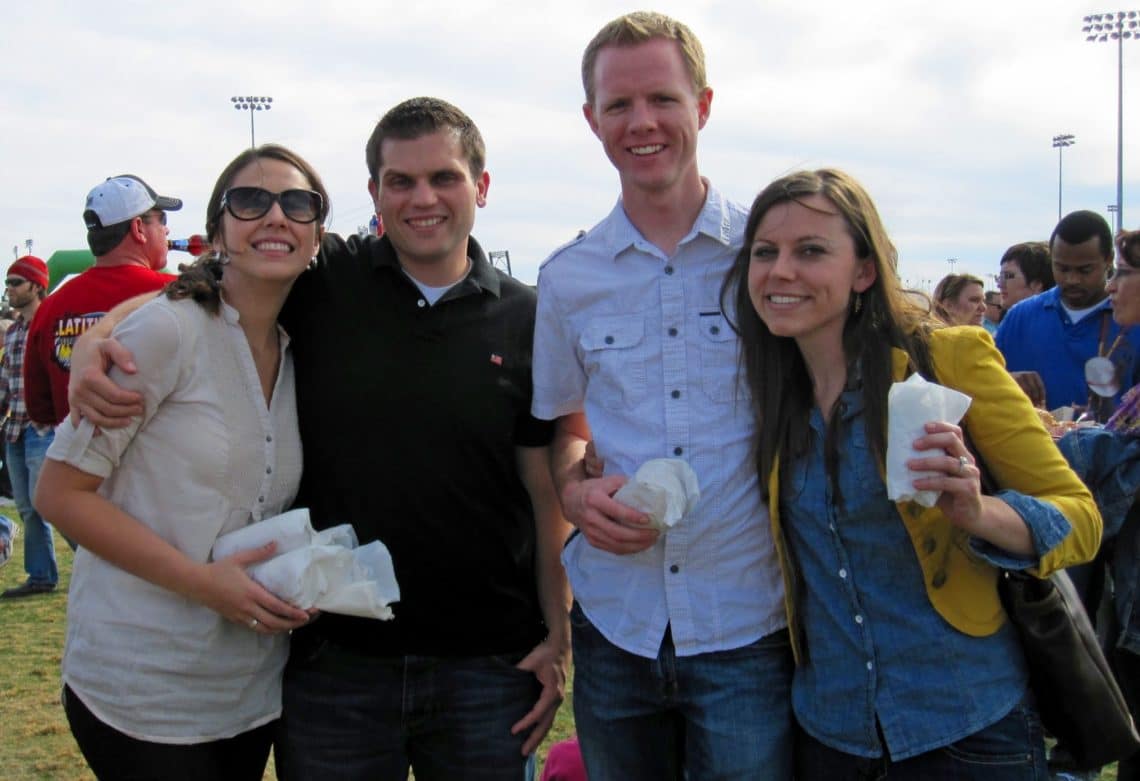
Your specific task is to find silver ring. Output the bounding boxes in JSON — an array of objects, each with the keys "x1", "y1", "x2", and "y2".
[
  {"x1": 249, "y1": 618, "x2": 259, "y2": 629},
  {"x1": 957, "y1": 455, "x2": 970, "y2": 476}
]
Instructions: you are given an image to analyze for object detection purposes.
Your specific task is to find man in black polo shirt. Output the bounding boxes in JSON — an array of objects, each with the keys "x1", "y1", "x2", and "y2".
[
  {"x1": 274, "y1": 97, "x2": 571, "y2": 780},
  {"x1": 65, "y1": 98, "x2": 572, "y2": 781}
]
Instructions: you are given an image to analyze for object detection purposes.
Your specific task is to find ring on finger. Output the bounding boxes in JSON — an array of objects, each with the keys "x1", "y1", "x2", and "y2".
[
  {"x1": 957, "y1": 455, "x2": 970, "y2": 476},
  {"x1": 249, "y1": 618, "x2": 259, "y2": 629}
]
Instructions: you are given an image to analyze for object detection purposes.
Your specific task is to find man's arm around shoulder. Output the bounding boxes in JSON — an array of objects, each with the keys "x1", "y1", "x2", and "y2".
[{"x1": 66, "y1": 291, "x2": 160, "y2": 426}]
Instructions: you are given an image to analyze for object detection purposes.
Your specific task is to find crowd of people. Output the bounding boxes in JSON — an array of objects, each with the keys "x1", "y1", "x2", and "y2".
[{"x1": 4, "y1": 8, "x2": 1140, "y2": 781}]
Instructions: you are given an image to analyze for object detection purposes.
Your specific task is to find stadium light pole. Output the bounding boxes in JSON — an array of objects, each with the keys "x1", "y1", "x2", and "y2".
[
  {"x1": 947, "y1": 257, "x2": 958, "y2": 274},
  {"x1": 1052, "y1": 134, "x2": 1075, "y2": 221},
  {"x1": 230, "y1": 96, "x2": 273, "y2": 147},
  {"x1": 1110, "y1": 203, "x2": 1121, "y2": 233},
  {"x1": 1083, "y1": 12, "x2": 1139, "y2": 229}
]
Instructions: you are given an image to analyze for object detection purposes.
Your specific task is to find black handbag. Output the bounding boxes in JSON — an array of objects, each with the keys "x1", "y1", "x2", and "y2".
[
  {"x1": 998, "y1": 567, "x2": 1140, "y2": 770},
  {"x1": 959, "y1": 422, "x2": 1140, "y2": 770}
]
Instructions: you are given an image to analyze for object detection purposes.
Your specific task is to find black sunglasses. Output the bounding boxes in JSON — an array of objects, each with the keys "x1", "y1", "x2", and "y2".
[{"x1": 221, "y1": 187, "x2": 324, "y2": 224}]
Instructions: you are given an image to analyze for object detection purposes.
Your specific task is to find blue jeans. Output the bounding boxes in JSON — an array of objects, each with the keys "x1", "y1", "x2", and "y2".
[
  {"x1": 276, "y1": 635, "x2": 540, "y2": 781},
  {"x1": 7, "y1": 427, "x2": 56, "y2": 586},
  {"x1": 794, "y1": 697, "x2": 1048, "y2": 780},
  {"x1": 570, "y1": 601, "x2": 794, "y2": 781}
]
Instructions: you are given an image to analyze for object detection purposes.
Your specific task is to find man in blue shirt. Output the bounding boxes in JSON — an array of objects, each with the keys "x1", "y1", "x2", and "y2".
[{"x1": 996, "y1": 210, "x2": 1140, "y2": 422}]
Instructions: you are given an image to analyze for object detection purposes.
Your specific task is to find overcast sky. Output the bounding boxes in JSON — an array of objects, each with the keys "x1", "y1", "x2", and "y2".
[{"x1": 1, "y1": 1, "x2": 1134, "y2": 288}]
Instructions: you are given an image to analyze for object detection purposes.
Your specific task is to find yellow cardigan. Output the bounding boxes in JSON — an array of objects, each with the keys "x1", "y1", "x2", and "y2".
[{"x1": 766, "y1": 326, "x2": 1102, "y2": 663}]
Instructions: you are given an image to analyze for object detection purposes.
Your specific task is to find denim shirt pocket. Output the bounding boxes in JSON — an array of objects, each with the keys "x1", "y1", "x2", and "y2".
[
  {"x1": 580, "y1": 314, "x2": 649, "y2": 411},
  {"x1": 842, "y1": 420, "x2": 884, "y2": 514},
  {"x1": 695, "y1": 311, "x2": 739, "y2": 403},
  {"x1": 784, "y1": 446, "x2": 810, "y2": 502}
]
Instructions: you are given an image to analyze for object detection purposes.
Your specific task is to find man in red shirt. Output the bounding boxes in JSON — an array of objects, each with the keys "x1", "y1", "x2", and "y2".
[{"x1": 24, "y1": 175, "x2": 180, "y2": 427}]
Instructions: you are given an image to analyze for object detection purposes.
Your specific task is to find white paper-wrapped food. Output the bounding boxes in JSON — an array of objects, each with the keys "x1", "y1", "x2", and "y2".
[
  {"x1": 212, "y1": 507, "x2": 314, "y2": 561},
  {"x1": 612, "y1": 458, "x2": 700, "y2": 532},
  {"x1": 211, "y1": 509, "x2": 399, "y2": 620},
  {"x1": 885, "y1": 373, "x2": 972, "y2": 507},
  {"x1": 313, "y1": 542, "x2": 400, "y2": 620},
  {"x1": 247, "y1": 546, "x2": 347, "y2": 608}
]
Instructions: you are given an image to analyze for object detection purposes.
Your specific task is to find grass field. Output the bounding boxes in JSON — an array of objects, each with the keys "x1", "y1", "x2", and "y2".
[
  {"x1": 2, "y1": 511, "x2": 1121, "y2": 780},
  {"x1": 0, "y1": 515, "x2": 577, "y2": 781}
]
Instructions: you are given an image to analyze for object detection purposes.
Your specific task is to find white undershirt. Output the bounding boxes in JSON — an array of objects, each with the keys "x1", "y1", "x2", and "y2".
[
  {"x1": 1060, "y1": 297, "x2": 1108, "y2": 324},
  {"x1": 402, "y1": 259, "x2": 471, "y2": 305}
]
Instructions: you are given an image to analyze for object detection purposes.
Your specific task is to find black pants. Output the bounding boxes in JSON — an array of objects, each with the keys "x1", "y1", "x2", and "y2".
[
  {"x1": 64, "y1": 685, "x2": 274, "y2": 781},
  {"x1": 1113, "y1": 649, "x2": 1140, "y2": 781}
]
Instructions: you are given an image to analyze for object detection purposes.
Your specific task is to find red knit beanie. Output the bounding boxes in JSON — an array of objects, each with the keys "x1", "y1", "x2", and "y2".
[{"x1": 7, "y1": 256, "x2": 49, "y2": 290}]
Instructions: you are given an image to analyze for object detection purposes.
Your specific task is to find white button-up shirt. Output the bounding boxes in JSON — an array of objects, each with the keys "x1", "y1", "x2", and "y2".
[
  {"x1": 49, "y1": 296, "x2": 302, "y2": 742},
  {"x1": 532, "y1": 184, "x2": 785, "y2": 659}
]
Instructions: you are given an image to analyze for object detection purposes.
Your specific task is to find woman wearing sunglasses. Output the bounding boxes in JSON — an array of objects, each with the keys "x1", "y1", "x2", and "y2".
[
  {"x1": 722, "y1": 168, "x2": 1099, "y2": 779},
  {"x1": 35, "y1": 144, "x2": 328, "y2": 780}
]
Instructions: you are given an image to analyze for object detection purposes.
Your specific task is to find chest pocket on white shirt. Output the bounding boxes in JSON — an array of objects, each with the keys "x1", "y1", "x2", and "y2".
[
  {"x1": 696, "y1": 311, "x2": 739, "y2": 403},
  {"x1": 580, "y1": 314, "x2": 649, "y2": 411}
]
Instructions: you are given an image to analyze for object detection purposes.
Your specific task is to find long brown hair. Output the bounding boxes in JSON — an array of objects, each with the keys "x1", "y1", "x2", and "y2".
[{"x1": 720, "y1": 169, "x2": 940, "y2": 498}]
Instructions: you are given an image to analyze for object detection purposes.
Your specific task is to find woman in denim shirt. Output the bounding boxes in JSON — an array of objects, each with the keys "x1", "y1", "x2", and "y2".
[
  {"x1": 1059, "y1": 228, "x2": 1140, "y2": 779},
  {"x1": 721, "y1": 169, "x2": 1101, "y2": 779}
]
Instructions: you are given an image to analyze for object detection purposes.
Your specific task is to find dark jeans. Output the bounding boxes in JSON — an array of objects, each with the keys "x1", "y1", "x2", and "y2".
[
  {"x1": 570, "y1": 601, "x2": 794, "y2": 781},
  {"x1": 276, "y1": 636, "x2": 540, "y2": 781},
  {"x1": 63, "y1": 685, "x2": 274, "y2": 781},
  {"x1": 794, "y1": 697, "x2": 1048, "y2": 780}
]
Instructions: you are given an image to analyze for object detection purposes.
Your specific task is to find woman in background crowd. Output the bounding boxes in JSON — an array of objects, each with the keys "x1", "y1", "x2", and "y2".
[
  {"x1": 35, "y1": 144, "x2": 328, "y2": 780},
  {"x1": 722, "y1": 168, "x2": 1100, "y2": 779},
  {"x1": 933, "y1": 272, "x2": 987, "y2": 326}
]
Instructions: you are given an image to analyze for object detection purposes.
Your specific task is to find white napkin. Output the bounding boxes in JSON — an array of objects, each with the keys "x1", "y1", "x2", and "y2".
[
  {"x1": 885, "y1": 374, "x2": 972, "y2": 507},
  {"x1": 211, "y1": 509, "x2": 399, "y2": 620},
  {"x1": 612, "y1": 458, "x2": 701, "y2": 532},
  {"x1": 212, "y1": 507, "x2": 315, "y2": 560}
]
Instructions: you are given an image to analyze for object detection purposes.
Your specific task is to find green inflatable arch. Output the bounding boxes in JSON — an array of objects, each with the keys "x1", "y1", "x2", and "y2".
[{"x1": 45, "y1": 250, "x2": 95, "y2": 293}]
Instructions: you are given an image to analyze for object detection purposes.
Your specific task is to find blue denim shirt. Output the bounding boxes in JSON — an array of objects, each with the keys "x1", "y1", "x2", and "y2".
[
  {"x1": 783, "y1": 387, "x2": 1030, "y2": 760},
  {"x1": 1057, "y1": 426, "x2": 1140, "y2": 653}
]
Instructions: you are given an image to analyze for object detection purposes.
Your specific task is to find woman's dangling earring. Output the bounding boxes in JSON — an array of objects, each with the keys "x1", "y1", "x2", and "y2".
[{"x1": 853, "y1": 292, "x2": 863, "y2": 315}]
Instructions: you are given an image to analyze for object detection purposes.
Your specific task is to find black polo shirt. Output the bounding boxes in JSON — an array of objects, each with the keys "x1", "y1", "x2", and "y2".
[{"x1": 281, "y1": 232, "x2": 553, "y2": 657}]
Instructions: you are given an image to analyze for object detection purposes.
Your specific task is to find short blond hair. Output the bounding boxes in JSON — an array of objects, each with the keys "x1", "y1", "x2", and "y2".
[{"x1": 581, "y1": 11, "x2": 707, "y2": 106}]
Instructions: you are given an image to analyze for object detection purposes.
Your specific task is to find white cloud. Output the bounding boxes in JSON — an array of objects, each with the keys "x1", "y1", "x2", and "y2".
[{"x1": 2, "y1": 0, "x2": 1138, "y2": 287}]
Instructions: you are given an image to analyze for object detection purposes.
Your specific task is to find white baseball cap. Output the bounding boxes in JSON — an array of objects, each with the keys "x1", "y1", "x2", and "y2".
[{"x1": 83, "y1": 175, "x2": 182, "y2": 229}]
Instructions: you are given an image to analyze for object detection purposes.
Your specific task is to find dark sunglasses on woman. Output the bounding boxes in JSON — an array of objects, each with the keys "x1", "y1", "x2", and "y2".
[{"x1": 221, "y1": 187, "x2": 324, "y2": 224}]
